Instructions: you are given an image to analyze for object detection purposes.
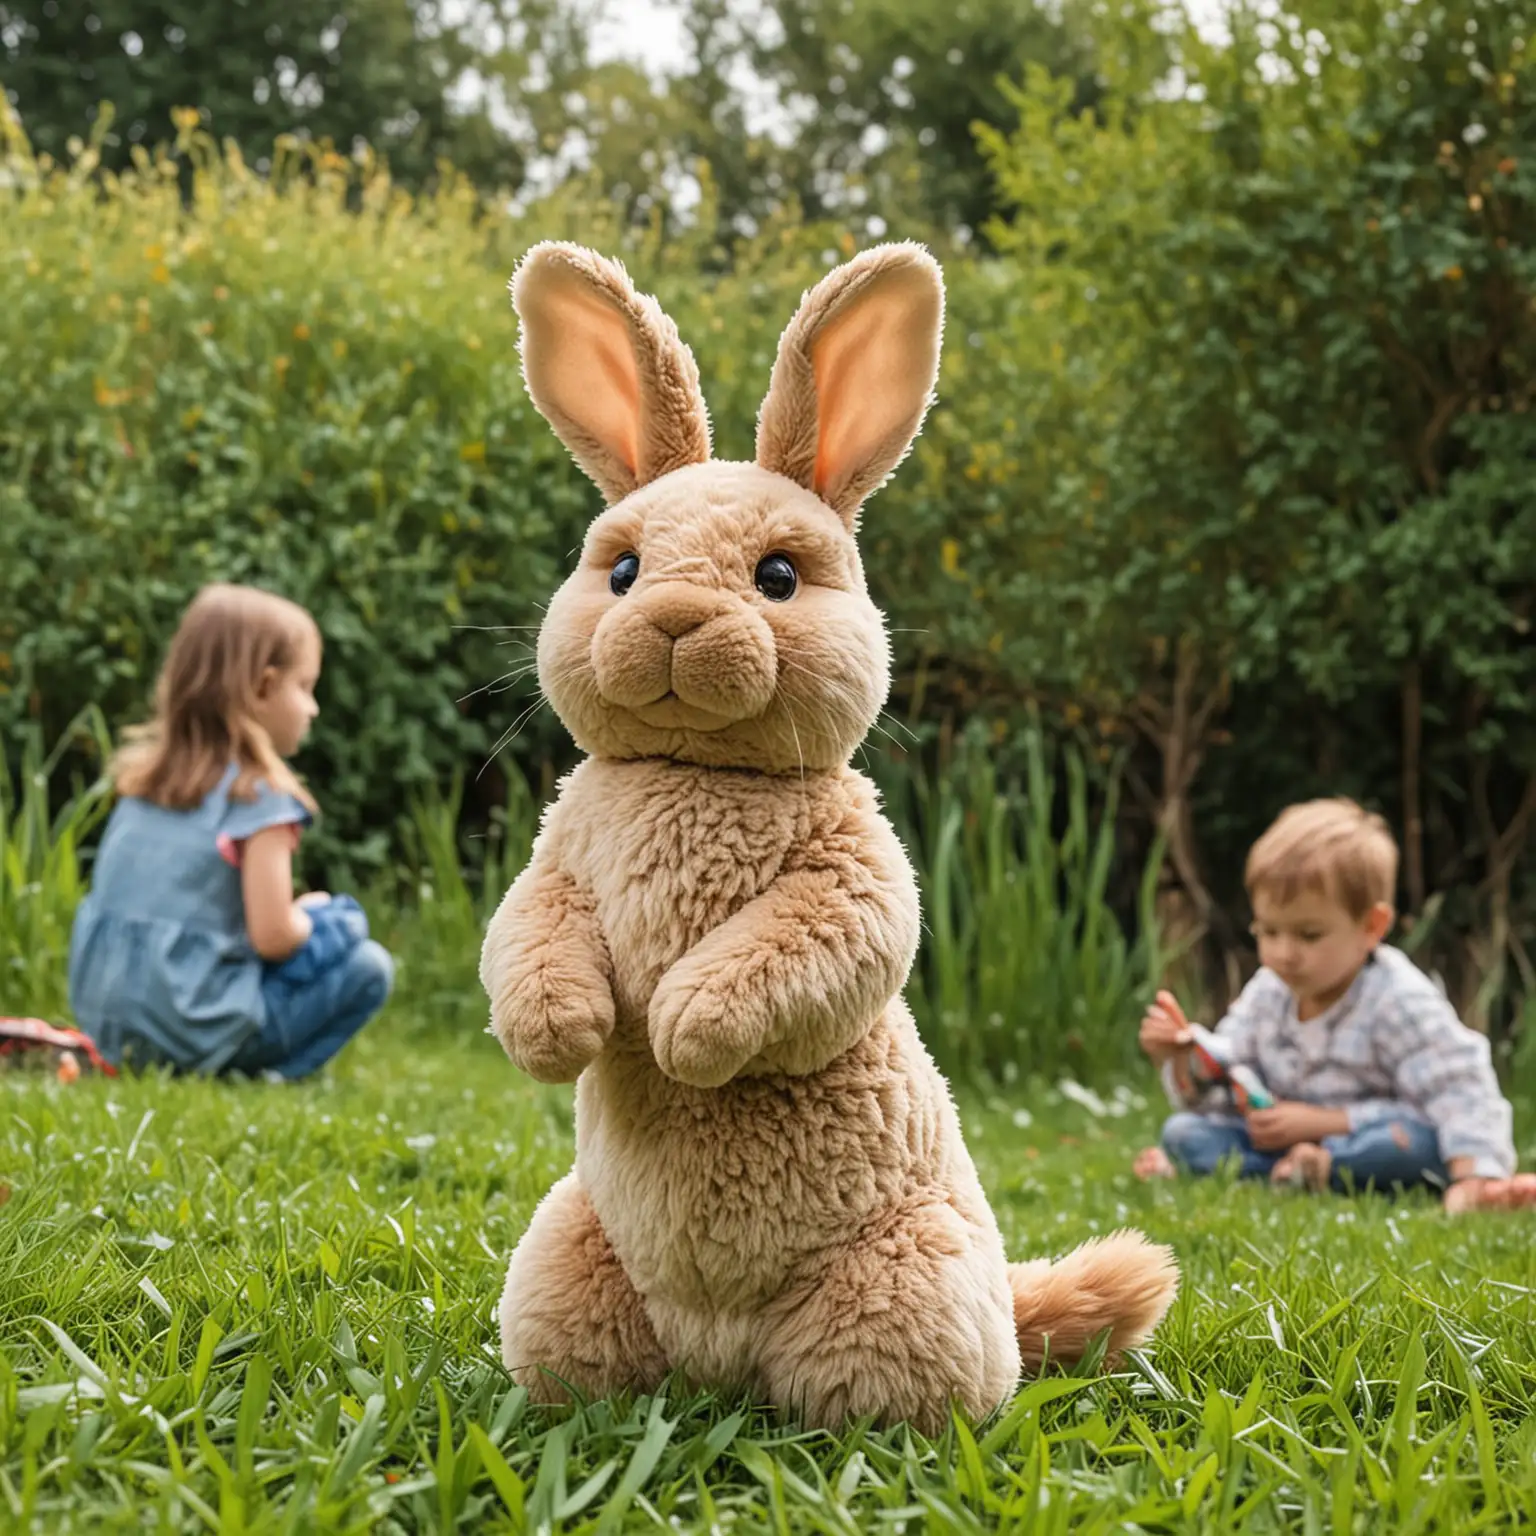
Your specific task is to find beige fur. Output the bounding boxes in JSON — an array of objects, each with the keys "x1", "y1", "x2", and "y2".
[{"x1": 484, "y1": 240, "x2": 1179, "y2": 1434}]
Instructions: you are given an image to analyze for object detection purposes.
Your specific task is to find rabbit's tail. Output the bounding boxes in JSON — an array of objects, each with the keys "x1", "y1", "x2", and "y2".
[{"x1": 1009, "y1": 1230, "x2": 1179, "y2": 1370}]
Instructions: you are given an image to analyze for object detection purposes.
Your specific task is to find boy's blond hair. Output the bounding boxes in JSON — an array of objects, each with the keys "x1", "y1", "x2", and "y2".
[{"x1": 1244, "y1": 797, "x2": 1398, "y2": 919}]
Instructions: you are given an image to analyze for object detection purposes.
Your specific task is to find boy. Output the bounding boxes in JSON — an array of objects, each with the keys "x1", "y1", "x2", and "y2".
[{"x1": 1134, "y1": 797, "x2": 1536, "y2": 1214}]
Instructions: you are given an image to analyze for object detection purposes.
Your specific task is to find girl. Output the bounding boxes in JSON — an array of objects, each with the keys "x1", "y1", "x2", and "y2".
[{"x1": 69, "y1": 584, "x2": 393, "y2": 1078}]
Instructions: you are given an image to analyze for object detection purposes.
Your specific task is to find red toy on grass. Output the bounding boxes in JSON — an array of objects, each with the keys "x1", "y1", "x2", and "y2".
[{"x1": 0, "y1": 1017, "x2": 116, "y2": 1082}]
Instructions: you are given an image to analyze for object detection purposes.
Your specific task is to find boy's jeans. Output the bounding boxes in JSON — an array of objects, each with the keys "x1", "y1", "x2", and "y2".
[
  {"x1": 230, "y1": 898, "x2": 394, "y2": 1079},
  {"x1": 1161, "y1": 1110, "x2": 1449, "y2": 1192}
]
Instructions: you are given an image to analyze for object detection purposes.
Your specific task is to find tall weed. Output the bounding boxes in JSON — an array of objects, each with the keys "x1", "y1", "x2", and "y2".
[
  {"x1": 872, "y1": 729, "x2": 1167, "y2": 1084},
  {"x1": 380, "y1": 768, "x2": 541, "y2": 1030},
  {"x1": 0, "y1": 709, "x2": 114, "y2": 1021},
  {"x1": 8, "y1": 711, "x2": 1166, "y2": 1085}
]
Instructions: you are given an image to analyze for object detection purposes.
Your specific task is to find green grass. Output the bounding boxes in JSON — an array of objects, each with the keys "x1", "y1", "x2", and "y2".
[
  {"x1": 5, "y1": 1005, "x2": 1536, "y2": 1533},
  {"x1": 6, "y1": 720, "x2": 1536, "y2": 1530}
]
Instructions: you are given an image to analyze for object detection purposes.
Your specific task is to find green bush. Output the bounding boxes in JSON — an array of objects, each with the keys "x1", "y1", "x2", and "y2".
[
  {"x1": 0, "y1": 114, "x2": 1001, "y2": 876},
  {"x1": 0, "y1": 122, "x2": 603, "y2": 872},
  {"x1": 869, "y1": 724, "x2": 1168, "y2": 1082}
]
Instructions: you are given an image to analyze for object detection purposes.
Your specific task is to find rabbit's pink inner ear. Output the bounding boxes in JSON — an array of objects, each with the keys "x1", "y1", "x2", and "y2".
[
  {"x1": 757, "y1": 245, "x2": 944, "y2": 525},
  {"x1": 565, "y1": 290, "x2": 642, "y2": 478},
  {"x1": 810, "y1": 261, "x2": 942, "y2": 520},
  {"x1": 515, "y1": 242, "x2": 712, "y2": 504},
  {"x1": 519, "y1": 270, "x2": 642, "y2": 500}
]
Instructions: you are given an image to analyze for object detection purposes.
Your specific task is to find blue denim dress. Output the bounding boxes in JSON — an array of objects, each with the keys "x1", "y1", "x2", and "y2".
[{"x1": 68, "y1": 764, "x2": 312, "y2": 1072}]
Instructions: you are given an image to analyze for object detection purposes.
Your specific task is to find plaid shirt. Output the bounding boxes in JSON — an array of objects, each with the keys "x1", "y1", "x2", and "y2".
[{"x1": 1163, "y1": 945, "x2": 1515, "y2": 1179}]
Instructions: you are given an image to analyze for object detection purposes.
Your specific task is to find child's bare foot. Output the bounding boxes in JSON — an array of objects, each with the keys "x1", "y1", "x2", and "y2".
[
  {"x1": 1271, "y1": 1142, "x2": 1332, "y2": 1191},
  {"x1": 1134, "y1": 1146, "x2": 1177, "y2": 1181},
  {"x1": 1444, "y1": 1173, "x2": 1536, "y2": 1214}
]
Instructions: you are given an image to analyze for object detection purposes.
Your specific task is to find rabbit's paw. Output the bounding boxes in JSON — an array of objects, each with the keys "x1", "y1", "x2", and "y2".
[
  {"x1": 648, "y1": 961, "x2": 762, "y2": 1088},
  {"x1": 491, "y1": 962, "x2": 614, "y2": 1083}
]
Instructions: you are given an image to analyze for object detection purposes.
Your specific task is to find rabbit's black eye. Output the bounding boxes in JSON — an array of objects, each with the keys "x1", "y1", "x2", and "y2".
[
  {"x1": 610, "y1": 553, "x2": 640, "y2": 596},
  {"x1": 754, "y1": 553, "x2": 798, "y2": 602}
]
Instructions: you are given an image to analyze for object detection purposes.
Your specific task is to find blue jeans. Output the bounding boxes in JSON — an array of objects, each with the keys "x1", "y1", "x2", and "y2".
[
  {"x1": 1161, "y1": 1110, "x2": 1449, "y2": 1193},
  {"x1": 231, "y1": 939, "x2": 394, "y2": 1080}
]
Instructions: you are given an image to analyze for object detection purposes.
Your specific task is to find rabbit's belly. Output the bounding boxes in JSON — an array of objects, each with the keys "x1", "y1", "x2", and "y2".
[
  {"x1": 558, "y1": 758, "x2": 824, "y2": 1013},
  {"x1": 575, "y1": 1006, "x2": 935, "y2": 1314}
]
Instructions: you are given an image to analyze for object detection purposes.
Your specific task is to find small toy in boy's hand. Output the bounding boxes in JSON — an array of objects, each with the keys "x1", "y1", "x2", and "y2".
[
  {"x1": 1184, "y1": 1022, "x2": 1230, "y2": 1088},
  {"x1": 1185, "y1": 1023, "x2": 1275, "y2": 1110},
  {"x1": 1228, "y1": 1065, "x2": 1275, "y2": 1112}
]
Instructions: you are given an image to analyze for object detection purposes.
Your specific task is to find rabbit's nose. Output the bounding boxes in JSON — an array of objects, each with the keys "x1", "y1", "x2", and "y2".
[{"x1": 642, "y1": 582, "x2": 722, "y2": 639}]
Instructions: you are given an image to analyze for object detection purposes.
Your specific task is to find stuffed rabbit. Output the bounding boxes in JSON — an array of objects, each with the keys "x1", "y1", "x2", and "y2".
[{"x1": 480, "y1": 240, "x2": 1179, "y2": 1434}]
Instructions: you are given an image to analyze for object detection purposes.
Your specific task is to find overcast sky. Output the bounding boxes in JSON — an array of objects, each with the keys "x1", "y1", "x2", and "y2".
[
  {"x1": 589, "y1": 0, "x2": 693, "y2": 78},
  {"x1": 588, "y1": 0, "x2": 1234, "y2": 75}
]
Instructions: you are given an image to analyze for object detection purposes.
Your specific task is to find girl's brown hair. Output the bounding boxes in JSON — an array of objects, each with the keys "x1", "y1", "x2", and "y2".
[{"x1": 114, "y1": 584, "x2": 321, "y2": 811}]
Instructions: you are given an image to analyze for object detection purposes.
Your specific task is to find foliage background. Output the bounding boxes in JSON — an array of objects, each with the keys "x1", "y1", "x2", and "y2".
[{"x1": 1, "y1": 0, "x2": 1532, "y2": 1045}]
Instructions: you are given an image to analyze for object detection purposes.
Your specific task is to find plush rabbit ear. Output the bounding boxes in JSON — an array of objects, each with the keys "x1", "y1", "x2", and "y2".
[
  {"x1": 510, "y1": 242, "x2": 712, "y2": 505},
  {"x1": 755, "y1": 242, "x2": 944, "y2": 526}
]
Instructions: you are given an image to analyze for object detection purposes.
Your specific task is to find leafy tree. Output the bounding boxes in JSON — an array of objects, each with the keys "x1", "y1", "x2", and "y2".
[
  {"x1": 674, "y1": 0, "x2": 1106, "y2": 241},
  {"x1": 968, "y1": 0, "x2": 1534, "y2": 1017},
  {"x1": 528, "y1": 0, "x2": 1112, "y2": 249},
  {"x1": 0, "y1": 0, "x2": 560, "y2": 188}
]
